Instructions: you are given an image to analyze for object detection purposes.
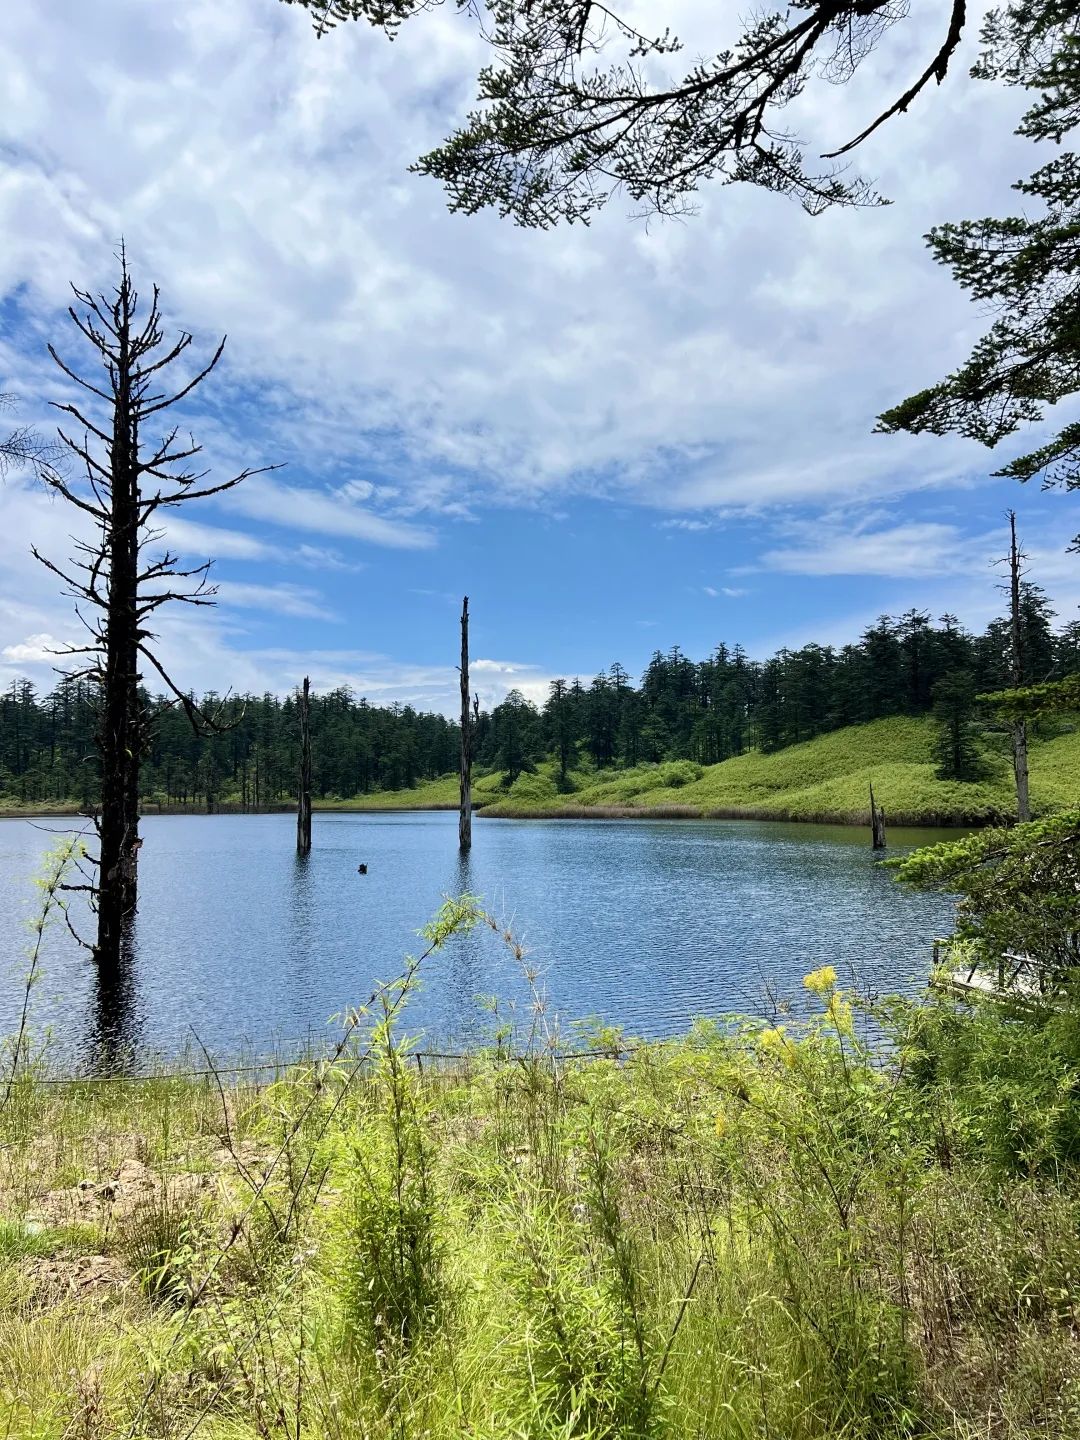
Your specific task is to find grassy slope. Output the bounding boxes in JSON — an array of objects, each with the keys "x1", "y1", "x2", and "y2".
[
  {"x1": 315, "y1": 767, "x2": 507, "y2": 812},
  {"x1": 353, "y1": 717, "x2": 1080, "y2": 826}
]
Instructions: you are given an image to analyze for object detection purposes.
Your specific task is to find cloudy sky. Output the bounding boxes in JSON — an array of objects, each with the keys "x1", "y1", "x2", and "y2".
[{"x1": 1, "y1": 0, "x2": 1077, "y2": 715}]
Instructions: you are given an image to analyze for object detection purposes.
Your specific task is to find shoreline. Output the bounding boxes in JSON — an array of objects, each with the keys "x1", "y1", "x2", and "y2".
[
  {"x1": 471, "y1": 802, "x2": 982, "y2": 827},
  {"x1": 0, "y1": 799, "x2": 984, "y2": 827}
]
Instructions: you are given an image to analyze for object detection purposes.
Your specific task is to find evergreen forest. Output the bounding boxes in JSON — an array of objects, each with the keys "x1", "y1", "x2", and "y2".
[{"x1": 3, "y1": 590, "x2": 1076, "y2": 807}]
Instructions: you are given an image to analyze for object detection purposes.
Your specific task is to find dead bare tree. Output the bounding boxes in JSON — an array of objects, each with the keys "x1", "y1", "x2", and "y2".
[
  {"x1": 297, "y1": 675, "x2": 312, "y2": 854},
  {"x1": 32, "y1": 250, "x2": 276, "y2": 977},
  {"x1": 459, "y1": 595, "x2": 472, "y2": 853},
  {"x1": 1005, "y1": 511, "x2": 1031, "y2": 823}
]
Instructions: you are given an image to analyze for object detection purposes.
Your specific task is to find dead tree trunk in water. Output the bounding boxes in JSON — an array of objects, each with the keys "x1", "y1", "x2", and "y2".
[
  {"x1": 459, "y1": 596, "x2": 472, "y2": 852},
  {"x1": 32, "y1": 251, "x2": 275, "y2": 979},
  {"x1": 1007, "y1": 511, "x2": 1031, "y2": 823},
  {"x1": 96, "y1": 296, "x2": 141, "y2": 962},
  {"x1": 869, "y1": 781, "x2": 886, "y2": 850},
  {"x1": 297, "y1": 676, "x2": 312, "y2": 854}
]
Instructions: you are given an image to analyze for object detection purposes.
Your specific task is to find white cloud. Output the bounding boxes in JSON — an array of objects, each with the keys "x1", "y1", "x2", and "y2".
[
  {"x1": 2, "y1": 632, "x2": 59, "y2": 664},
  {"x1": 227, "y1": 476, "x2": 435, "y2": 549},
  {"x1": 295, "y1": 544, "x2": 362, "y2": 572},
  {"x1": 213, "y1": 581, "x2": 336, "y2": 621},
  {"x1": 661, "y1": 518, "x2": 713, "y2": 533},
  {"x1": 152, "y1": 516, "x2": 278, "y2": 563},
  {"x1": 761, "y1": 521, "x2": 979, "y2": 579},
  {"x1": 0, "y1": 0, "x2": 1047, "y2": 521}
]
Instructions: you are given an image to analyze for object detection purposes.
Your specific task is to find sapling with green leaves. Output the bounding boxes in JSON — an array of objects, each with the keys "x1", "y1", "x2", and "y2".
[
  {"x1": 895, "y1": 811, "x2": 1080, "y2": 977},
  {"x1": 1, "y1": 834, "x2": 85, "y2": 1114}
]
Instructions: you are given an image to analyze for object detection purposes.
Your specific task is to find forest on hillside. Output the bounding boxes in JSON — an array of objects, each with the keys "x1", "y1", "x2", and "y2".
[{"x1": 2, "y1": 588, "x2": 1076, "y2": 808}]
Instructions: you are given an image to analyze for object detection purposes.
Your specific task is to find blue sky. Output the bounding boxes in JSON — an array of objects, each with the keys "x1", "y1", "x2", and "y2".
[{"x1": 1, "y1": 0, "x2": 1078, "y2": 714}]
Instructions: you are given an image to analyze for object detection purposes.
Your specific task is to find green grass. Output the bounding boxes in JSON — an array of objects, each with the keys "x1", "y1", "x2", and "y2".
[
  {"x1": 471, "y1": 717, "x2": 1080, "y2": 825},
  {"x1": 6, "y1": 948, "x2": 1080, "y2": 1439},
  {"x1": 314, "y1": 768, "x2": 507, "y2": 812}
]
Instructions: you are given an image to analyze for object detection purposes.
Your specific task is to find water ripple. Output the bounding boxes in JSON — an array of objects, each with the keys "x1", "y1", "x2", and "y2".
[{"x1": 0, "y1": 811, "x2": 958, "y2": 1062}]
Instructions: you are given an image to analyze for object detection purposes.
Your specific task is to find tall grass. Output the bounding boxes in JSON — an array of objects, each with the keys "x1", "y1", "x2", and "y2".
[{"x1": 5, "y1": 930, "x2": 1080, "y2": 1438}]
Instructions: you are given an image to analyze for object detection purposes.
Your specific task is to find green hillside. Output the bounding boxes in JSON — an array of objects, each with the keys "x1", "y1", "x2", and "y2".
[
  {"x1": 318, "y1": 767, "x2": 507, "y2": 813},
  {"x1": 333, "y1": 716, "x2": 1080, "y2": 826}
]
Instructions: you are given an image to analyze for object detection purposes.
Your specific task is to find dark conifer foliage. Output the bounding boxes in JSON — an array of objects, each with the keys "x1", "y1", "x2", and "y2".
[
  {"x1": 2, "y1": 594, "x2": 1074, "y2": 805},
  {"x1": 931, "y1": 671, "x2": 986, "y2": 781},
  {"x1": 880, "y1": 4, "x2": 1080, "y2": 519},
  {"x1": 0, "y1": 682, "x2": 459, "y2": 807},
  {"x1": 285, "y1": 0, "x2": 970, "y2": 225}
]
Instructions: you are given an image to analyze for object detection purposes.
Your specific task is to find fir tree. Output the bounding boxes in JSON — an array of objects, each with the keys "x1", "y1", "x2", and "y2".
[{"x1": 879, "y1": 4, "x2": 1080, "y2": 534}]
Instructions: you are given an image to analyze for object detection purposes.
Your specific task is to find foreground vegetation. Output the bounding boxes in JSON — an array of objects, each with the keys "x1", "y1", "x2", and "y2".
[
  {"x1": 5, "y1": 899, "x2": 1080, "y2": 1438},
  {"x1": 343, "y1": 716, "x2": 1080, "y2": 826}
]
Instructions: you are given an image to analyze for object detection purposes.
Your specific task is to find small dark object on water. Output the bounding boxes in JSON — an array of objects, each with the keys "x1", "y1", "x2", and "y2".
[{"x1": 357, "y1": 863, "x2": 368, "y2": 875}]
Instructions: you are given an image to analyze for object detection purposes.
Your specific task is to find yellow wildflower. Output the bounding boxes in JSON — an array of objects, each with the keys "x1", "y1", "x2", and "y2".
[
  {"x1": 758, "y1": 1025, "x2": 798, "y2": 1069},
  {"x1": 803, "y1": 964, "x2": 837, "y2": 995},
  {"x1": 826, "y1": 994, "x2": 854, "y2": 1037},
  {"x1": 714, "y1": 1112, "x2": 728, "y2": 1139}
]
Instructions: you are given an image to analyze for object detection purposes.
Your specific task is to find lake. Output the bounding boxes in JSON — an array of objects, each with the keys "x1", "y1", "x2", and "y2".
[{"x1": 0, "y1": 811, "x2": 959, "y2": 1067}]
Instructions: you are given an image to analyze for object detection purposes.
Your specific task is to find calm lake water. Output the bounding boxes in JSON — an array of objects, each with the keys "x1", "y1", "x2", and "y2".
[{"x1": 0, "y1": 811, "x2": 959, "y2": 1066}]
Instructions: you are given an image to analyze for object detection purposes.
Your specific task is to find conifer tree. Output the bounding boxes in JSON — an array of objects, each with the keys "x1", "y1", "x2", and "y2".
[
  {"x1": 880, "y1": 5, "x2": 1080, "y2": 527},
  {"x1": 285, "y1": 0, "x2": 970, "y2": 225},
  {"x1": 931, "y1": 672, "x2": 985, "y2": 782}
]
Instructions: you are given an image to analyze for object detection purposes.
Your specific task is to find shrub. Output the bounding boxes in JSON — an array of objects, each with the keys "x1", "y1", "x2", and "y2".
[
  {"x1": 897, "y1": 991, "x2": 1080, "y2": 1176},
  {"x1": 507, "y1": 771, "x2": 558, "y2": 804},
  {"x1": 654, "y1": 760, "x2": 702, "y2": 789}
]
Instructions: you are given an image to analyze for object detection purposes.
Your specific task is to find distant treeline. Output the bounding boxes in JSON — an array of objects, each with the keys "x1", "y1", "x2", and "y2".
[
  {"x1": 0, "y1": 685, "x2": 460, "y2": 807},
  {"x1": 2, "y1": 586, "x2": 1076, "y2": 806}
]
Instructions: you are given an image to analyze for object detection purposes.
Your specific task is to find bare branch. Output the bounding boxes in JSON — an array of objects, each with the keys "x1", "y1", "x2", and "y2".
[
  {"x1": 823, "y1": 0, "x2": 967, "y2": 159},
  {"x1": 142, "y1": 336, "x2": 227, "y2": 416}
]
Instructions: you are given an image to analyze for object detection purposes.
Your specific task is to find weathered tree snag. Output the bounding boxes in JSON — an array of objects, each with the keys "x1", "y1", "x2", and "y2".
[
  {"x1": 459, "y1": 596, "x2": 472, "y2": 853},
  {"x1": 869, "y1": 781, "x2": 886, "y2": 850},
  {"x1": 32, "y1": 251, "x2": 275, "y2": 981},
  {"x1": 297, "y1": 675, "x2": 312, "y2": 854},
  {"x1": 96, "y1": 295, "x2": 141, "y2": 962},
  {"x1": 1007, "y1": 511, "x2": 1031, "y2": 823}
]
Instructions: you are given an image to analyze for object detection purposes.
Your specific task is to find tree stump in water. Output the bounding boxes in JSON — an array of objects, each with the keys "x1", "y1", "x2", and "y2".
[
  {"x1": 459, "y1": 596, "x2": 472, "y2": 853},
  {"x1": 297, "y1": 676, "x2": 312, "y2": 855},
  {"x1": 869, "y1": 781, "x2": 886, "y2": 851}
]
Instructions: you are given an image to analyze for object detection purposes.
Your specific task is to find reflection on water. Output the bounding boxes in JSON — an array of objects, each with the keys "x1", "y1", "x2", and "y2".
[
  {"x1": 85, "y1": 931, "x2": 144, "y2": 1074},
  {"x1": 0, "y1": 811, "x2": 960, "y2": 1065}
]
